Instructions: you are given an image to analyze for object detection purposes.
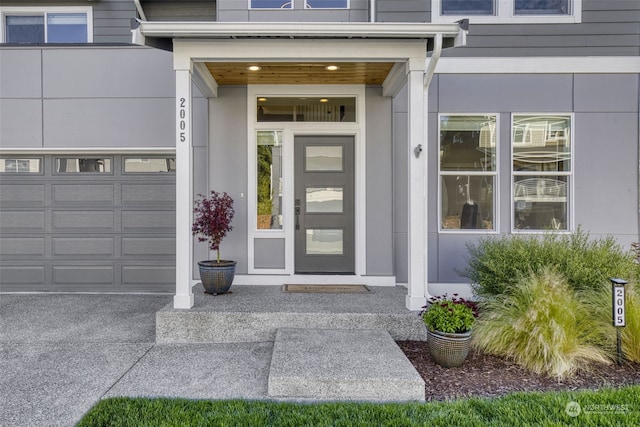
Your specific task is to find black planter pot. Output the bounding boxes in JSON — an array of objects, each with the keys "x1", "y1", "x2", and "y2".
[{"x1": 197, "y1": 260, "x2": 236, "y2": 295}]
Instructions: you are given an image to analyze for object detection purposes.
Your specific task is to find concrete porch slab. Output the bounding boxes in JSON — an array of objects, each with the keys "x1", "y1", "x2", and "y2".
[
  {"x1": 156, "y1": 285, "x2": 428, "y2": 343},
  {"x1": 267, "y1": 328, "x2": 425, "y2": 402}
]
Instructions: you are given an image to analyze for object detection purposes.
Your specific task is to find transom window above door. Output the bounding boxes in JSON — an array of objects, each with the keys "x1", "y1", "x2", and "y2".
[
  {"x1": 1, "y1": 7, "x2": 92, "y2": 43},
  {"x1": 256, "y1": 97, "x2": 356, "y2": 122}
]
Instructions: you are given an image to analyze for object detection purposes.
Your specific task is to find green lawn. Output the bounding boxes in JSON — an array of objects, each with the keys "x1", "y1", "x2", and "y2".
[{"x1": 78, "y1": 386, "x2": 639, "y2": 426}]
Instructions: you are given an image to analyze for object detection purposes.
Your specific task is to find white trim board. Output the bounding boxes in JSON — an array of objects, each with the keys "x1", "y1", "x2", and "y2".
[
  {"x1": 232, "y1": 274, "x2": 395, "y2": 287},
  {"x1": 435, "y1": 57, "x2": 640, "y2": 74}
]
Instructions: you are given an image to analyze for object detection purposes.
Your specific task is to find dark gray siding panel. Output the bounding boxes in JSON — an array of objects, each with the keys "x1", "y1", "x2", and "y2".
[
  {"x1": 442, "y1": 0, "x2": 640, "y2": 57},
  {"x1": 0, "y1": 99, "x2": 43, "y2": 147},
  {"x1": 93, "y1": 0, "x2": 137, "y2": 43},
  {"x1": 376, "y1": 0, "x2": 429, "y2": 23},
  {"x1": 141, "y1": 1, "x2": 216, "y2": 21}
]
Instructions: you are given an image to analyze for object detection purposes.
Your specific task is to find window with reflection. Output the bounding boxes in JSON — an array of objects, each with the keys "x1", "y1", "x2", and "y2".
[
  {"x1": 55, "y1": 157, "x2": 111, "y2": 173},
  {"x1": 0, "y1": 158, "x2": 41, "y2": 173},
  {"x1": 124, "y1": 157, "x2": 175, "y2": 173},
  {"x1": 250, "y1": 0, "x2": 293, "y2": 9},
  {"x1": 515, "y1": 0, "x2": 569, "y2": 15},
  {"x1": 5, "y1": 12, "x2": 89, "y2": 43},
  {"x1": 512, "y1": 115, "x2": 571, "y2": 231},
  {"x1": 257, "y1": 131, "x2": 283, "y2": 229},
  {"x1": 439, "y1": 115, "x2": 497, "y2": 231},
  {"x1": 442, "y1": 0, "x2": 495, "y2": 15},
  {"x1": 305, "y1": 0, "x2": 349, "y2": 8},
  {"x1": 257, "y1": 97, "x2": 355, "y2": 122}
]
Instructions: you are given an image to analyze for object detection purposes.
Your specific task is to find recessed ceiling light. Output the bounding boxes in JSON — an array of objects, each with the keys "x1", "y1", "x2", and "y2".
[
  {"x1": 247, "y1": 65, "x2": 262, "y2": 71},
  {"x1": 325, "y1": 65, "x2": 339, "y2": 71},
  {"x1": 319, "y1": 98, "x2": 329, "y2": 103},
  {"x1": 258, "y1": 97, "x2": 267, "y2": 102}
]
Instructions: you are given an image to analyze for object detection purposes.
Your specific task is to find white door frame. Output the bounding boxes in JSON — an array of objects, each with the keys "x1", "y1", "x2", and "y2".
[{"x1": 244, "y1": 84, "x2": 384, "y2": 284}]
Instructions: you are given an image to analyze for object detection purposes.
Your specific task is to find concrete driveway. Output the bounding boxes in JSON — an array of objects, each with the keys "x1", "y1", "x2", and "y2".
[{"x1": 0, "y1": 294, "x2": 273, "y2": 427}]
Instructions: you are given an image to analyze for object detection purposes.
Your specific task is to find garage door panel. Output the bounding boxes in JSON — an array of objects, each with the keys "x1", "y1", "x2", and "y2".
[
  {"x1": 122, "y1": 237, "x2": 176, "y2": 256},
  {"x1": 53, "y1": 237, "x2": 114, "y2": 257},
  {"x1": 52, "y1": 210, "x2": 115, "y2": 231},
  {"x1": 53, "y1": 265, "x2": 114, "y2": 285},
  {"x1": 0, "y1": 184, "x2": 45, "y2": 206},
  {"x1": 52, "y1": 184, "x2": 114, "y2": 204},
  {"x1": 123, "y1": 265, "x2": 175, "y2": 287},
  {"x1": 1, "y1": 154, "x2": 176, "y2": 292},
  {"x1": 0, "y1": 237, "x2": 45, "y2": 256},
  {"x1": 0, "y1": 211, "x2": 45, "y2": 231},
  {"x1": 122, "y1": 210, "x2": 175, "y2": 231},
  {"x1": 0, "y1": 266, "x2": 45, "y2": 286},
  {"x1": 122, "y1": 184, "x2": 175, "y2": 204}
]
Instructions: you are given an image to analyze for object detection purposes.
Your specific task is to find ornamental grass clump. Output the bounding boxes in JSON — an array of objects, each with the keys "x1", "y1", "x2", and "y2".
[
  {"x1": 192, "y1": 191, "x2": 234, "y2": 263},
  {"x1": 421, "y1": 294, "x2": 478, "y2": 334},
  {"x1": 472, "y1": 267, "x2": 610, "y2": 379}
]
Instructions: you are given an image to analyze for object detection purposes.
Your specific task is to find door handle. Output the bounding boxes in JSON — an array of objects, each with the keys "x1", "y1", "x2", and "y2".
[{"x1": 295, "y1": 199, "x2": 301, "y2": 230}]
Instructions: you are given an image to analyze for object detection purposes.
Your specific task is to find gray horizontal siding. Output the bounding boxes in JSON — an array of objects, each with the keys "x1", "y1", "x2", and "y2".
[
  {"x1": 141, "y1": 1, "x2": 217, "y2": 21},
  {"x1": 443, "y1": 0, "x2": 640, "y2": 57}
]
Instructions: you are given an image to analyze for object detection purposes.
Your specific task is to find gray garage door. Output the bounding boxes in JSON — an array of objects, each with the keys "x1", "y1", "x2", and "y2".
[{"x1": 0, "y1": 154, "x2": 176, "y2": 292}]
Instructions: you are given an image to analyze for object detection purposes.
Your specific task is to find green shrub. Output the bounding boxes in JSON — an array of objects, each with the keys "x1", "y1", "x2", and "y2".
[
  {"x1": 460, "y1": 228, "x2": 639, "y2": 299},
  {"x1": 581, "y1": 281, "x2": 640, "y2": 363},
  {"x1": 472, "y1": 267, "x2": 610, "y2": 379}
]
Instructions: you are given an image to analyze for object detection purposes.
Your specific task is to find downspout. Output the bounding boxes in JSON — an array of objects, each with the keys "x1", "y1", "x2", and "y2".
[
  {"x1": 420, "y1": 33, "x2": 442, "y2": 302},
  {"x1": 133, "y1": 0, "x2": 147, "y2": 21},
  {"x1": 131, "y1": 1, "x2": 147, "y2": 45},
  {"x1": 369, "y1": 0, "x2": 376, "y2": 22}
]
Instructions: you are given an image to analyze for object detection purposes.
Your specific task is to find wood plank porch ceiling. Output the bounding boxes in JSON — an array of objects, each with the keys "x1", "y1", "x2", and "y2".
[{"x1": 205, "y1": 62, "x2": 395, "y2": 85}]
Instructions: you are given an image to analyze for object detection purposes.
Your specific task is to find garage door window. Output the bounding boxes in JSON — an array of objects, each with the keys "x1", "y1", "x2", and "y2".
[
  {"x1": 0, "y1": 158, "x2": 42, "y2": 173},
  {"x1": 55, "y1": 157, "x2": 111, "y2": 173},
  {"x1": 124, "y1": 157, "x2": 176, "y2": 173}
]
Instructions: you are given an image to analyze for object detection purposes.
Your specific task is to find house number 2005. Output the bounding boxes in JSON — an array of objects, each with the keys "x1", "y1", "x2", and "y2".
[
  {"x1": 613, "y1": 287, "x2": 626, "y2": 327},
  {"x1": 179, "y1": 98, "x2": 187, "y2": 142}
]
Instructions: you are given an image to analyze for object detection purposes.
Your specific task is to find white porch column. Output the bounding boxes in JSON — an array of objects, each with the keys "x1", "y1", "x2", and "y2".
[
  {"x1": 406, "y1": 58, "x2": 428, "y2": 311},
  {"x1": 174, "y1": 57, "x2": 194, "y2": 309}
]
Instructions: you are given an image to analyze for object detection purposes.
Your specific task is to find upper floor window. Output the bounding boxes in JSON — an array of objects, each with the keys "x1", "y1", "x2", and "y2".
[
  {"x1": 1, "y1": 7, "x2": 92, "y2": 43},
  {"x1": 305, "y1": 0, "x2": 349, "y2": 8},
  {"x1": 433, "y1": 0, "x2": 581, "y2": 23},
  {"x1": 250, "y1": 0, "x2": 293, "y2": 9}
]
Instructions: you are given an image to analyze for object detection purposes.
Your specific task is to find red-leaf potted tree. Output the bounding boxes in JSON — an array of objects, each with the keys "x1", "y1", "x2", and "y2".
[{"x1": 192, "y1": 191, "x2": 236, "y2": 294}]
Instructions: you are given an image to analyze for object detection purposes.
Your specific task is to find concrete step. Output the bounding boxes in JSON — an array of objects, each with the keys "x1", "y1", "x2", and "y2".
[
  {"x1": 267, "y1": 328, "x2": 425, "y2": 402},
  {"x1": 156, "y1": 285, "x2": 428, "y2": 344}
]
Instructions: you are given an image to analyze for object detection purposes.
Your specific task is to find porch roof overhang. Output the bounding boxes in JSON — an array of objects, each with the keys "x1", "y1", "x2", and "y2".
[{"x1": 137, "y1": 21, "x2": 468, "y2": 97}]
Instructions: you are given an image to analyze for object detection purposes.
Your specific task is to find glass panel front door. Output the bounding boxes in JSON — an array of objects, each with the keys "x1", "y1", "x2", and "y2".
[{"x1": 294, "y1": 135, "x2": 355, "y2": 273}]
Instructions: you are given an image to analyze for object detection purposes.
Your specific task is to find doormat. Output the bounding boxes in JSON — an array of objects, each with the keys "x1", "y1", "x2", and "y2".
[{"x1": 282, "y1": 284, "x2": 372, "y2": 294}]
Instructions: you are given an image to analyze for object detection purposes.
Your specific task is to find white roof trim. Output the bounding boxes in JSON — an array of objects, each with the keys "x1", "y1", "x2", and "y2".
[
  {"x1": 139, "y1": 21, "x2": 466, "y2": 42},
  {"x1": 435, "y1": 57, "x2": 640, "y2": 74}
]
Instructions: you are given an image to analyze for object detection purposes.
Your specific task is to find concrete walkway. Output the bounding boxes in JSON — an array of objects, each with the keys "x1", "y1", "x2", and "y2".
[{"x1": 0, "y1": 291, "x2": 424, "y2": 427}]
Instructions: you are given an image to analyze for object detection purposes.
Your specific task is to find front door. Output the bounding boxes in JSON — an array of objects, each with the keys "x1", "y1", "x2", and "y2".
[{"x1": 294, "y1": 135, "x2": 355, "y2": 274}]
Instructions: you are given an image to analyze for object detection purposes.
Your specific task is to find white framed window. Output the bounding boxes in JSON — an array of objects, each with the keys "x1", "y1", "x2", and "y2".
[
  {"x1": 0, "y1": 158, "x2": 42, "y2": 174},
  {"x1": 305, "y1": 0, "x2": 349, "y2": 8},
  {"x1": 1, "y1": 6, "x2": 93, "y2": 43},
  {"x1": 439, "y1": 114, "x2": 498, "y2": 232},
  {"x1": 431, "y1": 0, "x2": 582, "y2": 24},
  {"x1": 249, "y1": 0, "x2": 293, "y2": 9},
  {"x1": 512, "y1": 114, "x2": 573, "y2": 232}
]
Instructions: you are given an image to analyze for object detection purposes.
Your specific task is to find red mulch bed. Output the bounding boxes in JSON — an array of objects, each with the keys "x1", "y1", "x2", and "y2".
[{"x1": 397, "y1": 341, "x2": 640, "y2": 402}]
